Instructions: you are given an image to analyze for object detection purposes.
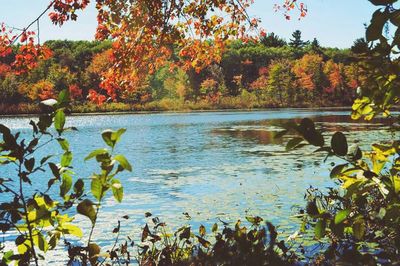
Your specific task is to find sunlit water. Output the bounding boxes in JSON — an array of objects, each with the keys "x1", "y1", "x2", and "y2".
[{"x1": 0, "y1": 109, "x2": 396, "y2": 264}]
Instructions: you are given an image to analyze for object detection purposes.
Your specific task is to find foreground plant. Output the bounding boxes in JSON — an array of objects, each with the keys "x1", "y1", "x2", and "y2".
[
  {"x1": 277, "y1": 118, "x2": 400, "y2": 264},
  {"x1": 0, "y1": 91, "x2": 132, "y2": 265}
]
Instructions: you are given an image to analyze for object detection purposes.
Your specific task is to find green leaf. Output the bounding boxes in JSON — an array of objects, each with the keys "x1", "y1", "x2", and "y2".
[
  {"x1": 77, "y1": 199, "x2": 96, "y2": 225},
  {"x1": 353, "y1": 219, "x2": 366, "y2": 240},
  {"x1": 111, "y1": 179, "x2": 123, "y2": 203},
  {"x1": 101, "y1": 128, "x2": 126, "y2": 148},
  {"x1": 85, "y1": 149, "x2": 108, "y2": 161},
  {"x1": 331, "y1": 132, "x2": 348, "y2": 156},
  {"x1": 114, "y1": 154, "x2": 132, "y2": 172},
  {"x1": 54, "y1": 109, "x2": 66, "y2": 133},
  {"x1": 57, "y1": 89, "x2": 70, "y2": 105},
  {"x1": 62, "y1": 224, "x2": 83, "y2": 238},
  {"x1": 61, "y1": 151, "x2": 73, "y2": 167},
  {"x1": 33, "y1": 231, "x2": 48, "y2": 252},
  {"x1": 60, "y1": 173, "x2": 73, "y2": 198},
  {"x1": 315, "y1": 219, "x2": 326, "y2": 239},
  {"x1": 57, "y1": 138, "x2": 70, "y2": 151},
  {"x1": 286, "y1": 137, "x2": 303, "y2": 151},
  {"x1": 91, "y1": 176, "x2": 104, "y2": 201},
  {"x1": 334, "y1": 209, "x2": 351, "y2": 224}
]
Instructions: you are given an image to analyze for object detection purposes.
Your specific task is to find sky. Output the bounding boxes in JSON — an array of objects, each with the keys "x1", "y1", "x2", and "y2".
[{"x1": 0, "y1": 0, "x2": 380, "y2": 48}]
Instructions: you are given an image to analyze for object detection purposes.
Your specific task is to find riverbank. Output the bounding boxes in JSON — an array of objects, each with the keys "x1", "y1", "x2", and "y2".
[{"x1": 0, "y1": 97, "x2": 350, "y2": 116}]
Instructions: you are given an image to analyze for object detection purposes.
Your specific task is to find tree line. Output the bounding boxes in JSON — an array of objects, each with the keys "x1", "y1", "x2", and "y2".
[{"x1": 0, "y1": 31, "x2": 370, "y2": 112}]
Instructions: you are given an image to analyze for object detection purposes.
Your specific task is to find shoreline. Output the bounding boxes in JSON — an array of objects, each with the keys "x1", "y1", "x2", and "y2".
[{"x1": 0, "y1": 106, "x2": 353, "y2": 118}]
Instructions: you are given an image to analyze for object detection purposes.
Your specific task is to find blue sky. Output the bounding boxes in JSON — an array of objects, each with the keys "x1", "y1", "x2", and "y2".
[{"x1": 0, "y1": 0, "x2": 379, "y2": 48}]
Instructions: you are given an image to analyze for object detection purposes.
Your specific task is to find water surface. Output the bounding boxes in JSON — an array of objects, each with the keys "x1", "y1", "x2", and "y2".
[{"x1": 0, "y1": 109, "x2": 395, "y2": 262}]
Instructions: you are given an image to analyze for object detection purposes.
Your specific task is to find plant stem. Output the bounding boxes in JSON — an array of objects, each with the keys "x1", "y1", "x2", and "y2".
[{"x1": 19, "y1": 163, "x2": 39, "y2": 266}]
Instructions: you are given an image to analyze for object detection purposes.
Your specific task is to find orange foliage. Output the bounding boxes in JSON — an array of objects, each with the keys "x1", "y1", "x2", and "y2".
[
  {"x1": 87, "y1": 89, "x2": 107, "y2": 105},
  {"x1": 27, "y1": 80, "x2": 56, "y2": 101},
  {"x1": 292, "y1": 54, "x2": 323, "y2": 90},
  {"x1": 323, "y1": 60, "x2": 343, "y2": 93}
]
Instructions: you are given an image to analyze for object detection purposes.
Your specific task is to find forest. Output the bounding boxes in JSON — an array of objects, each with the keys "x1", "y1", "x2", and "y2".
[{"x1": 0, "y1": 31, "x2": 368, "y2": 113}]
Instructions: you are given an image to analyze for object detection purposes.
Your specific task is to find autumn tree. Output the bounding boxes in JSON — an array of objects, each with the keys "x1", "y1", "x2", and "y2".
[{"x1": 267, "y1": 59, "x2": 296, "y2": 105}]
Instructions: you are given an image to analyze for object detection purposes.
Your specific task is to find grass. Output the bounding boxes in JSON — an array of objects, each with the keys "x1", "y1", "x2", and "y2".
[{"x1": 0, "y1": 95, "x2": 346, "y2": 116}]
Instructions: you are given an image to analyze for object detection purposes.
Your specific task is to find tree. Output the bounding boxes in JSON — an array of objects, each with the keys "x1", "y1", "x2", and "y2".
[
  {"x1": 351, "y1": 38, "x2": 369, "y2": 54},
  {"x1": 267, "y1": 59, "x2": 295, "y2": 105},
  {"x1": 260, "y1": 32, "x2": 287, "y2": 48},
  {"x1": 289, "y1": 30, "x2": 309, "y2": 48}
]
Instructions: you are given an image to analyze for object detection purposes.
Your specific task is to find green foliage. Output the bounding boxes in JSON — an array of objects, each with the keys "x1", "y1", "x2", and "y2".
[
  {"x1": 135, "y1": 214, "x2": 297, "y2": 266},
  {"x1": 0, "y1": 91, "x2": 132, "y2": 265},
  {"x1": 278, "y1": 117, "x2": 400, "y2": 264}
]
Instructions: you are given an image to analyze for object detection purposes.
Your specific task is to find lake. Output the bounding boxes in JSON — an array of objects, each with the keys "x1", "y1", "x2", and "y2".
[{"x1": 0, "y1": 109, "x2": 395, "y2": 263}]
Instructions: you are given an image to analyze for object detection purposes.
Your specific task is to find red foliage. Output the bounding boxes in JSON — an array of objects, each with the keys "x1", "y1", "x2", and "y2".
[
  {"x1": 49, "y1": 0, "x2": 90, "y2": 25},
  {"x1": 87, "y1": 89, "x2": 107, "y2": 105},
  {"x1": 69, "y1": 84, "x2": 83, "y2": 100}
]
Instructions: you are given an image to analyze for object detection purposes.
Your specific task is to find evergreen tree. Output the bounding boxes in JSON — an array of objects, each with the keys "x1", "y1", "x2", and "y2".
[
  {"x1": 351, "y1": 38, "x2": 369, "y2": 54},
  {"x1": 260, "y1": 32, "x2": 286, "y2": 48},
  {"x1": 289, "y1": 30, "x2": 309, "y2": 48}
]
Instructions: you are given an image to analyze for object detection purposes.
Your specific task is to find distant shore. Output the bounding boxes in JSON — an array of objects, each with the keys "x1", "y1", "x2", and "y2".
[{"x1": 0, "y1": 102, "x2": 352, "y2": 118}]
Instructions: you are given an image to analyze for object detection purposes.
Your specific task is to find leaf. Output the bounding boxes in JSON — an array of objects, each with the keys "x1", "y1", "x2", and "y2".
[
  {"x1": 196, "y1": 235, "x2": 211, "y2": 248},
  {"x1": 73, "y1": 179, "x2": 84, "y2": 197},
  {"x1": 331, "y1": 132, "x2": 348, "y2": 156},
  {"x1": 212, "y1": 223, "x2": 218, "y2": 233},
  {"x1": 366, "y1": 9, "x2": 390, "y2": 41},
  {"x1": 330, "y1": 163, "x2": 348, "y2": 179},
  {"x1": 49, "y1": 163, "x2": 60, "y2": 179},
  {"x1": 88, "y1": 243, "x2": 101, "y2": 265},
  {"x1": 369, "y1": 0, "x2": 396, "y2": 6},
  {"x1": 60, "y1": 173, "x2": 73, "y2": 198},
  {"x1": 33, "y1": 231, "x2": 48, "y2": 252},
  {"x1": 114, "y1": 154, "x2": 132, "y2": 172},
  {"x1": 180, "y1": 227, "x2": 191, "y2": 240},
  {"x1": 101, "y1": 128, "x2": 126, "y2": 148},
  {"x1": 91, "y1": 176, "x2": 104, "y2": 201},
  {"x1": 315, "y1": 219, "x2": 326, "y2": 239},
  {"x1": 245, "y1": 216, "x2": 263, "y2": 226},
  {"x1": 353, "y1": 219, "x2": 366, "y2": 240},
  {"x1": 57, "y1": 138, "x2": 70, "y2": 151},
  {"x1": 24, "y1": 158, "x2": 35, "y2": 172},
  {"x1": 54, "y1": 109, "x2": 66, "y2": 133},
  {"x1": 199, "y1": 225, "x2": 206, "y2": 237},
  {"x1": 334, "y1": 209, "x2": 351, "y2": 224},
  {"x1": 62, "y1": 224, "x2": 83, "y2": 238},
  {"x1": 77, "y1": 199, "x2": 96, "y2": 225},
  {"x1": 111, "y1": 179, "x2": 124, "y2": 203},
  {"x1": 85, "y1": 149, "x2": 108, "y2": 161},
  {"x1": 57, "y1": 89, "x2": 70, "y2": 105},
  {"x1": 273, "y1": 130, "x2": 288, "y2": 139},
  {"x1": 61, "y1": 151, "x2": 73, "y2": 167},
  {"x1": 286, "y1": 137, "x2": 303, "y2": 151}
]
